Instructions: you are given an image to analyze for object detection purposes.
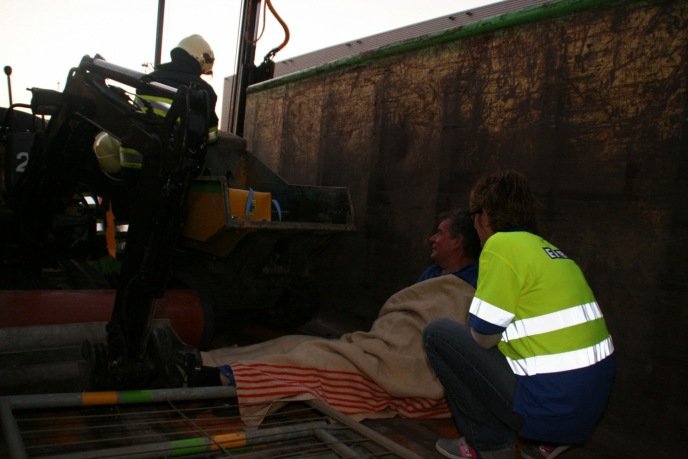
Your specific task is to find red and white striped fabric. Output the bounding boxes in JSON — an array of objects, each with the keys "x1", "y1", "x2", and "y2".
[
  {"x1": 232, "y1": 362, "x2": 451, "y2": 421},
  {"x1": 202, "y1": 275, "x2": 474, "y2": 425}
]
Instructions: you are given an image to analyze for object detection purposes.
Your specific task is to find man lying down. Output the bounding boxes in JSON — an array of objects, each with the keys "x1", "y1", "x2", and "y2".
[{"x1": 194, "y1": 209, "x2": 481, "y2": 426}]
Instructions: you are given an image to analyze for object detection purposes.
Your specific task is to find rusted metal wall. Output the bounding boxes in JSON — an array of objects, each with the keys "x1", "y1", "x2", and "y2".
[{"x1": 241, "y1": 0, "x2": 687, "y2": 455}]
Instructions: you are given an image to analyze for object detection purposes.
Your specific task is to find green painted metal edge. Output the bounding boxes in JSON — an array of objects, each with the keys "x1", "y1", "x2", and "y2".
[{"x1": 248, "y1": 0, "x2": 644, "y2": 92}]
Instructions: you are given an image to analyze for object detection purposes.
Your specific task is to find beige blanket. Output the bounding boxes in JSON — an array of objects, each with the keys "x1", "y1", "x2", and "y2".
[{"x1": 202, "y1": 275, "x2": 473, "y2": 425}]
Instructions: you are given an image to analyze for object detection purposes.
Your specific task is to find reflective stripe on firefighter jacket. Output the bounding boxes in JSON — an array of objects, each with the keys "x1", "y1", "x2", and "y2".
[{"x1": 135, "y1": 93, "x2": 218, "y2": 144}]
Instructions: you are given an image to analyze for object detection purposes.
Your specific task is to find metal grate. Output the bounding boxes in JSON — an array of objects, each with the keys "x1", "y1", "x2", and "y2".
[{"x1": 1, "y1": 387, "x2": 421, "y2": 458}]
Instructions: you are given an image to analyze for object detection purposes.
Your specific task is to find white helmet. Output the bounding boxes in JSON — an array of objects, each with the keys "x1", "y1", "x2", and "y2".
[{"x1": 176, "y1": 34, "x2": 215, "y2": 75}]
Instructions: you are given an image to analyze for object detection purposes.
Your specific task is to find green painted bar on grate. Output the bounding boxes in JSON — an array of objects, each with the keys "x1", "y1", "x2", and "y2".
[
  {"x1": 119, "y1": 390, "x2": 153, "y2": 404},
  {"x1": 171, "y1": 437, "x2": 210, "y2": 456}
]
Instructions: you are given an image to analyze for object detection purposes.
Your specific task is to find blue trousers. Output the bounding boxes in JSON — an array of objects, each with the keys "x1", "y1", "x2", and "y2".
[{"x1": 423, "y1": 318, "x2": 523, "y2": 451}]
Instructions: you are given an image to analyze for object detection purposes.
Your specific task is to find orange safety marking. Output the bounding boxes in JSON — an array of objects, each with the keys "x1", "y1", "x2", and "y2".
[
  {"x1": 82, "y1": 391, "x2": 119, "y2": 405},
  {"x1": 211, "y1": 432, "x2": 247, "y2": 450}
]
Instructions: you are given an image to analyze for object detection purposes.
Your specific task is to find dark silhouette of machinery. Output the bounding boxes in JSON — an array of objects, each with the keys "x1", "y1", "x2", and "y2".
[{"x1": 0, "y1": 55, "x2": 353, "y2": 390}]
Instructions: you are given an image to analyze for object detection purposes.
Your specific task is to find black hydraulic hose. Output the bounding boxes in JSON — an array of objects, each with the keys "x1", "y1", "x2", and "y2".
[{"x1": 4, "y1": 65, "x2": 12, "y2": 106}]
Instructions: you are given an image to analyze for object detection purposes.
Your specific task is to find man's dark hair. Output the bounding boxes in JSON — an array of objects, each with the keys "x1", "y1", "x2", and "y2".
[
  {"x1": 469, "y1": 169, "x2": 538, "y2": 233},
  {"x1": 440, "y1": 209, "x2": 482, "y2": 260}
]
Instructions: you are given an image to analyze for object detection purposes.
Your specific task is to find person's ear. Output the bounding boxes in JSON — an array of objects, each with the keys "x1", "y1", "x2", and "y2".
[
  {"x1": 480, "y1": 210, "x2": 495, "y2": 235},
  {"x1": 482, "y1": 209, "x2": 491, "y2": 226}
]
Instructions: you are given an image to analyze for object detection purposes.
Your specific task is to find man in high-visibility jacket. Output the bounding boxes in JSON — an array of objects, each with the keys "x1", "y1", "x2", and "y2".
[{"x1": 424, "y1": 170, "x2": 615, "y2": 459}]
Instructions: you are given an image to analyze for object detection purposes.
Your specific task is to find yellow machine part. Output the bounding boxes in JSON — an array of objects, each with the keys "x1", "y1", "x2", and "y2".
[{"x1": 183, "y1": 181, "x2": 272, "y2": 243}]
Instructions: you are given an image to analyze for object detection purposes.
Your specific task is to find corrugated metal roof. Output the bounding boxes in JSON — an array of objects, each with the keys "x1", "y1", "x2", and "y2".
[{"x1": 271, "y1": 0, "x2": 553, "y2": 77}]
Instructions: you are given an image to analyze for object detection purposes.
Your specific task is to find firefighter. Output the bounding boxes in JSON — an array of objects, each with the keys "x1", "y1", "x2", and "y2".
[
  {"x1": 137, "y1": 34, "x2": 219, "y2": 143},
  {"x1": 92, "y1": 35, "x2": 219, "y2": 260},
  {"x1": 93, "y1": 33, "x2": 219, "y2": 178}
]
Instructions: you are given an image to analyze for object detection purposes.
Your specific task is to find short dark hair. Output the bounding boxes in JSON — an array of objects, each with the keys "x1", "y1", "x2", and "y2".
[
  {"x1": 439, "y1": 208, "x2": 482, "y2": 260},
  {"x1": 469, "y1": 169, "x2": 538, "y2": 233}
]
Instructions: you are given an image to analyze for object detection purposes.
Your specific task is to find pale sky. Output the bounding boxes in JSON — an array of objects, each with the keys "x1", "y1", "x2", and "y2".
[{"x1": 1, "y1": 0, "x2": 499, "y2": 123}]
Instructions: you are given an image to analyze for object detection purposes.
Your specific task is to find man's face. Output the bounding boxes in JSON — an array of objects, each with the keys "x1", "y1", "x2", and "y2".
[{"x1": 429, "y1": 218, "x2": 460, "y2": 268}]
